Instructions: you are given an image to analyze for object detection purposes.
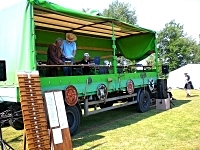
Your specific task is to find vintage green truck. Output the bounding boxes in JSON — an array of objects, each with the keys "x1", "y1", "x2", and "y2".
[{"x1": 0, "y1": 0, "x2": 159, "y2": 135}]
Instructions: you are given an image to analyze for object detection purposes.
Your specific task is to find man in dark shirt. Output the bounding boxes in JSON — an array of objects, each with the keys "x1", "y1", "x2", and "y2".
[
  {"x1": 79, "y1": 53, "x2": 91, "y2": 75},
  {"x1": 46, "y1": 38, "x2": 63, "y2": 77}
]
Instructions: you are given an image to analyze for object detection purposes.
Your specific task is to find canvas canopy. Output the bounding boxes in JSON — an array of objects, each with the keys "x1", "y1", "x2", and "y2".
[
  {"x1": 0, "y1": 0, "x2": 156, "y2": 87},
  {"x1": 32, "y1": 0, "x2": 156, "y2": 61},
  {"x1": 167, "y1": 64, "x2": 200, "y2": 89}
]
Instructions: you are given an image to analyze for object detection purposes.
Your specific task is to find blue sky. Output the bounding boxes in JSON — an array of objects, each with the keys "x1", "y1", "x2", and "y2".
[{"x1": 1, "y1": 0, "x2": 200, "y2": 42}]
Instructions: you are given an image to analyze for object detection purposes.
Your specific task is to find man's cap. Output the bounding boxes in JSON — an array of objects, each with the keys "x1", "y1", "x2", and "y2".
[{"x1": 84, "y1": 53, "x2": 90, "y2": 57}]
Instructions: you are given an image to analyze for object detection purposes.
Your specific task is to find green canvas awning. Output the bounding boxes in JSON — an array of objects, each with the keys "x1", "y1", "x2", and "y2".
[
  {"x1": 0, "y1": 0, "x2": 157, "y2": 87},
  {"x1": 31, "y1": 0, "x2": 156, "y2": 61}
]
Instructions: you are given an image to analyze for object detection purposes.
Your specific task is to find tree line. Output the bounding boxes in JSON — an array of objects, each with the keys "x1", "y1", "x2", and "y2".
[{"x1": 83, "y1": 0, "x2": 200, "y2": 72}]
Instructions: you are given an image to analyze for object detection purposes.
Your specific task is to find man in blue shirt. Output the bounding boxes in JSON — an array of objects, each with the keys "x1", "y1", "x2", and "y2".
[{"x1": 61, "y1": 33, "x2": 77, "y2": 76}]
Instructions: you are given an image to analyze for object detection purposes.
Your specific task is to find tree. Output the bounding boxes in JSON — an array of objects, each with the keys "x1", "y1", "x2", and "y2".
[
  {"x1": 192, "y1": 43, "x2": 200, "y2": 64},
  {"x1": 145, "y1": 54, "x2": 156, "y2": 69},
  {"x1": 157, "y1": 20, "x2": 200, "y2": 71},
  {"x1": 102, "y1": 0, "x2": 137, "y2": 25},
  {"x1": 82, "y1": 8, "x2": 102, "y2": 16},
  {"x1": 82, "y1": 8, "x2": 90, "y2": 13}
]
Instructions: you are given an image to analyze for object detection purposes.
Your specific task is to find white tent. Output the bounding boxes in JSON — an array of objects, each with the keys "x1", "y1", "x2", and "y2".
[{"x1": 167, "y1": 64, "x2": 200, "y2": 89}]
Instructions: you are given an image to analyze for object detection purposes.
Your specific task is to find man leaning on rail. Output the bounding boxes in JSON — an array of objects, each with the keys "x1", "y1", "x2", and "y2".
[{"x1": 46, "y1": 38, "x2": 64, "y2": 77}]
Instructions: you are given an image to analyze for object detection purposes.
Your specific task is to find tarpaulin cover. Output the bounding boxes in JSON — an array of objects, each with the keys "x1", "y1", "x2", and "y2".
[{"x1": 0, "y1": 0, "x2": 156, "y2": 87}]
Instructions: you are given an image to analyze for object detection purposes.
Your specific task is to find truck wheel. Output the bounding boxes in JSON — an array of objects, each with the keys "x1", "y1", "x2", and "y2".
[
  {"x1": 136, "y1": 90, "x2": 150, "y2": 113},
  {"x1": 9, "y1": 118, "x2": 24, "y2": 130},
  {"x1": 66, "y1": 105, "x2": 81, "y2": 136}
]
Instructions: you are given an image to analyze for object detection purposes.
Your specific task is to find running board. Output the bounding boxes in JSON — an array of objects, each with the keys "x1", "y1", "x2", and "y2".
[
  {"x1": 84, "y1": 100, "x2": 137, "y2": 116},
  {"x1": 88, "y1": 93, "x2": 137, "y2": 105}
]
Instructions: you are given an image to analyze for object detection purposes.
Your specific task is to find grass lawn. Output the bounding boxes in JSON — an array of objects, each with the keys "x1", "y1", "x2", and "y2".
[{"x1": 2, "y1": 89, "x2": 200, "y2": 150}]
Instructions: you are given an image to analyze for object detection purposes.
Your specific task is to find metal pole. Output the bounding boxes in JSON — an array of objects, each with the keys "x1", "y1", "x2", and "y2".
[
  {"x1": 111, "y1": 22, "x2": 117, "y2": 74},
  {"x1": 0, "y1": 123, "x2": 4, "y2": 150},
  {"x1": 0, "y1": 119, "x2": 15, "y2": 150}
]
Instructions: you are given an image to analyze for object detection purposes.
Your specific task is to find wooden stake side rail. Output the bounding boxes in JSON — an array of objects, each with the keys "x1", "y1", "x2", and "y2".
[
  {"x1": 37, "y1": 64, "x2": 152, "y2": 71},
  {"x1": 37, "y1": 64, "x2": 113, "y2": 67},
  {"x1": 17, "y1": 73, "x2": 51, "y2": 150}
]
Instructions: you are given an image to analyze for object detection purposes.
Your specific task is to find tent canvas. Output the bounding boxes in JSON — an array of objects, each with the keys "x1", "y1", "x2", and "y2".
[{"x1": 167, "y1": 64, "x2": 200, "y2": 89}]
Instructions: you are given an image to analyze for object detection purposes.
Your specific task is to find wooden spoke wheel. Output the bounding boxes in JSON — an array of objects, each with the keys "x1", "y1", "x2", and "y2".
[
  {"x1": 148, "y1": 78, "x2": 154, "y2": 91},
  {"x1": 65, "y1": 85, "x2": 78, "y2": 106},
  {"x1": 126, "y1": 79, "x2": 134, "y2": 94},
  {"x1": 97, "y1": 84, "x2": 107, "y2": 101}
]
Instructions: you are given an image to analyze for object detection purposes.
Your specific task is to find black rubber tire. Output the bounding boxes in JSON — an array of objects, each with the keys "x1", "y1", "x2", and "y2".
[
  {"x1": 8, "y1": 118, "x2": 24, "y2": 130},
  {"x1": 136, "y1": 90, "x2": 150, "y2": 113},
  {"x1": 66, "y1": 105, "x2": 81, "y2": 136}
]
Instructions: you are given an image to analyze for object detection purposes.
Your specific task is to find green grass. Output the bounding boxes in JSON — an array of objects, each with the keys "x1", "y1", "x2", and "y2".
[{"x1": 2, "y1": 89, "x2": 200, "y2": 150}]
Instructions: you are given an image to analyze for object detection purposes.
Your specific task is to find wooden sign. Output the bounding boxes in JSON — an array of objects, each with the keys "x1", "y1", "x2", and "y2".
[{"x1": 44, "y1": 91, "x2": 72, "y2": 150}]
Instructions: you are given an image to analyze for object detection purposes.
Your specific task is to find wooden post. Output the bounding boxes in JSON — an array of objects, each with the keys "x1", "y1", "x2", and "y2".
[{"x1": 23, "y1": 131, "x2": 26, "y2": 150}]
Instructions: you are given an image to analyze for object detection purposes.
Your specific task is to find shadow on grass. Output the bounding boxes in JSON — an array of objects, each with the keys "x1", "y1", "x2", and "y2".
[
  {"x1": 83, "y1": 143, "x2": 105, "y2": 150},
  {"x1": 189, "y1": 94, "x2": 199, "y2": 97},
  {"x1": 6, "y1": 134, "x2": 23, "y2": 143},
  {"x1": 72, "y1": 133, "x2": 105, "y2": 149},
  {"x1": 72, "y1": 99, "x2": 191, "y2": 148},
  {"x1": 169, "y1": 99, "x2": 191, "y2": 109}
]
